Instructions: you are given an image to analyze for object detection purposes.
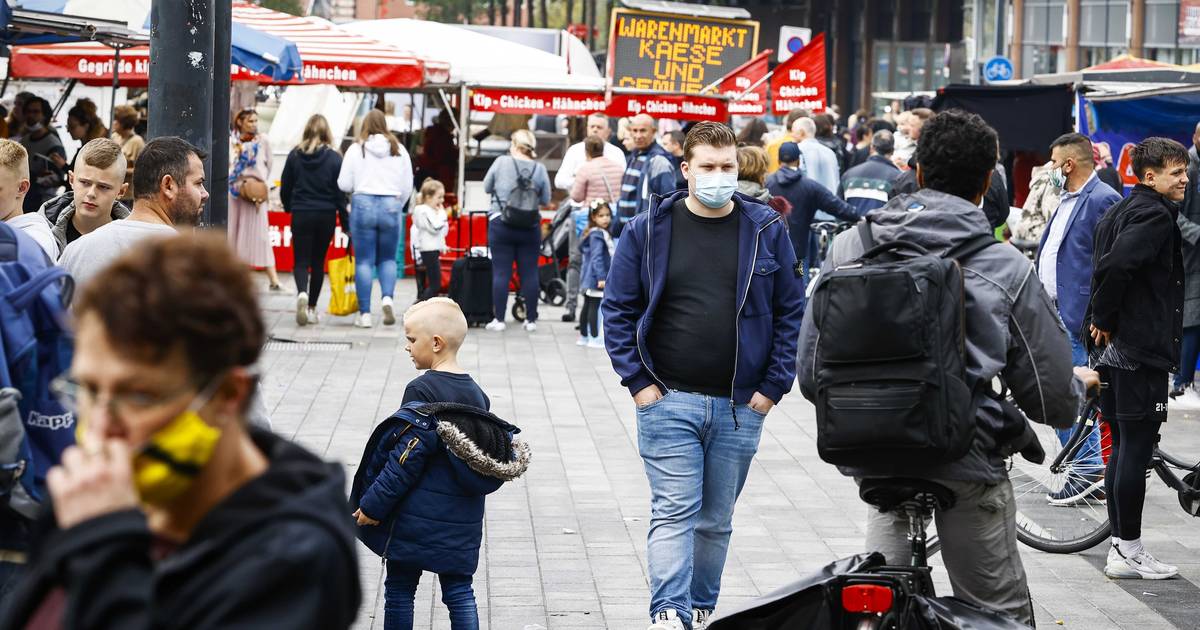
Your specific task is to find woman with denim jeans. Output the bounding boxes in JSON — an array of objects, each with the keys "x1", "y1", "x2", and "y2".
[
  {"x1": 482, "y1": 129, "x2": 551, "y2": 332},
  {"x1": 338, "y1": 110, "x2": 414, "y2": 328}
]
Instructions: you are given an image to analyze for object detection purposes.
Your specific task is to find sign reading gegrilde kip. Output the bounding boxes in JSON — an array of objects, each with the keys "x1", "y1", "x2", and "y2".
[{"x1": 607, "y1": 8, "x2": 759, "y2": 94}]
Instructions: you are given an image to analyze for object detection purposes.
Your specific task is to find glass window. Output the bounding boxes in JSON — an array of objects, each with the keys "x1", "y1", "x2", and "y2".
[
  {"x1": 1080, "y1": 0, "x2": 1129, "y2": 47},
  {"x1": 1025, "y1": 0, "x2": 1067, "y2": 44},
  {"x1": 896, "y1": 46, "x2": 914, "y2": 92},
  {"x1": 875, "y1": 44, "x2": 892, "y2": 93},
  {"x1": 912, "y1": 46, "x2": 928, "y2": 89},
  {"x1": 1145, "y1": 0, "x2": 1178, "y2": 47}
]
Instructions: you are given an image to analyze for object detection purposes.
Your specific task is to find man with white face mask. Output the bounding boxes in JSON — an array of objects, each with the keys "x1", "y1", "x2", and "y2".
[{"x1": 602, "y1": 122, "x2": 805, "y2": 630}]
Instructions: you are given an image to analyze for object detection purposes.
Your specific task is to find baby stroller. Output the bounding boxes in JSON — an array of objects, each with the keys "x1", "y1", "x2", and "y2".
[{"x1": 510, "y1": 200, "x2": 575, "y2": 321}]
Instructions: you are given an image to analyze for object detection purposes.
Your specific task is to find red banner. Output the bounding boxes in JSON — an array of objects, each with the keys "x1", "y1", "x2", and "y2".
[
  {"x1": 607, "y1": 92, "x2": 728, "y2": 122},
  {"x1": 714, "y1": 49, "x2": 771, "y2": 116},
  {"x1": 468, "y1": 88, "x2": 608, "y2": 116},
  {"x1": 769, "y1": 33, "x2": 826, "y2": 115}
]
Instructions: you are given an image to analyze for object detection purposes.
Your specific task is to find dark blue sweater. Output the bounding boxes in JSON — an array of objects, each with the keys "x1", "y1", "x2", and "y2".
[{"x1": 280, "y1": 146, "x2": 346, "y2": 214}]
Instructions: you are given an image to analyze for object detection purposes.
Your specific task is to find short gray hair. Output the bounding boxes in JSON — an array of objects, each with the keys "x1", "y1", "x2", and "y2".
[
  {"x1": 791, "y1": 117, "x2": 816, "y2": 137},
  {"x1": 871, "y1": 130, "x2": 894, "y2": 156}
]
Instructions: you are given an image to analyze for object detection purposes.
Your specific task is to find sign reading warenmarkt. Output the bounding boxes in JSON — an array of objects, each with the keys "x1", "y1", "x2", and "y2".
[{"x1": 608, "y1": 9, "x2": 759, "y2": 94}]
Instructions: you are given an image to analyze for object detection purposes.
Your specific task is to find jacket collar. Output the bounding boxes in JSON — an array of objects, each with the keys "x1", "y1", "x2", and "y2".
[
  {"x1": 650, "y1": 189, "x2": 779, "y2": 228},
  {"x1": 1130, "y1": 183, "x2": 1181, "y2": 216}
]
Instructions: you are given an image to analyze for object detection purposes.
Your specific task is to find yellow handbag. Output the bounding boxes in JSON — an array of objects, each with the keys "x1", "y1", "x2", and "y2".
[{"x1": 327, "y1": 248, "x2": 358, "y2": 317}]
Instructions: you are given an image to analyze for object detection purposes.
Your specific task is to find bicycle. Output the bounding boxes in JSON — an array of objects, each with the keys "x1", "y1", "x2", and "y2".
[{"x1": 806, "y1": 220, "x2": 855, "y2": 297}]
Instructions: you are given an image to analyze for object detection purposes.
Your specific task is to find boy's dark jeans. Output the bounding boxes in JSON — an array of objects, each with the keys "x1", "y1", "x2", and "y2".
[
  {"x1": 1174, "y1": 325, "x2": 1200, "y2": 389},
  {"x1": 385, "y1": 561, "x2": 478, "y2": 630}
]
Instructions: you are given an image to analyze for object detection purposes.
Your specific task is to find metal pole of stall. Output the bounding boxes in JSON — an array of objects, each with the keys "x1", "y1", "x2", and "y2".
[
  {"x1": 108, "y1": 46, "x2": 121, "y2": 131},
  {"x1": 457, "y1": 84, "x2": 468, "y2": 209},
  {"x1": 211, "y1": 0, "x2": 232, "y2": 227}
]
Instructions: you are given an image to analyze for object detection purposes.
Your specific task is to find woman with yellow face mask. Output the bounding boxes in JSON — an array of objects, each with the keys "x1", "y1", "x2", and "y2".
[{"x1": 2, "y1": 233, "x2": 360, "y2": 629}]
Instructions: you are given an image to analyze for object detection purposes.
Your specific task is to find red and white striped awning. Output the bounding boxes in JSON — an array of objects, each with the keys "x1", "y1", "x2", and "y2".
[{"x1": 8, "y1": 2, "x2": 449, "y2": 88}]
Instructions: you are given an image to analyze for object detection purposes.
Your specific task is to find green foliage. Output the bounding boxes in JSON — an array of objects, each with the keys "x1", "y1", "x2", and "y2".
[{"x1": 259, "y1": 0, "x2": 305, "y2": 16}]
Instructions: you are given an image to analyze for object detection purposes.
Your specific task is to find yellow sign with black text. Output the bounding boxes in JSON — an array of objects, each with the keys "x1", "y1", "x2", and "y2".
[{"x1": 608, "y1": 9, "x2": 759, "y2": 94}]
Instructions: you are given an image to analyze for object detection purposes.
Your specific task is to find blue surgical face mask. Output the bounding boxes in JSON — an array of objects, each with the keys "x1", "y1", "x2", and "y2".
[{"x1": 693, "y1": 172, "x2": 738, "y2": 209}]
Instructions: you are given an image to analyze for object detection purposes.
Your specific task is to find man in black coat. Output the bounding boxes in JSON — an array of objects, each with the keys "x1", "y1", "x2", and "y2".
[{"x1": 1086, "y1": 137, "x2": 1189, "y2": 581}]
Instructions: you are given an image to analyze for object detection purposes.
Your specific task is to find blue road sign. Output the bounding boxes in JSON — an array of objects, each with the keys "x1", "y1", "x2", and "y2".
[{"x1": 983, "y1": 56, "x2": 1014, "y2": 83}]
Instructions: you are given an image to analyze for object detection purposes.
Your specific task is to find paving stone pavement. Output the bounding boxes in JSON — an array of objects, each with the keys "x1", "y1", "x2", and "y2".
[{"x1": 254, "y1": 278, "x2": 1200, "y2": 630}]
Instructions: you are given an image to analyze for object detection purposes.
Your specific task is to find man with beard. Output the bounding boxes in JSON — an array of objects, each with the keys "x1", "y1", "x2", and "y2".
[{"x1": 59, "y1": 136, "x2": 208, "y2": 289}]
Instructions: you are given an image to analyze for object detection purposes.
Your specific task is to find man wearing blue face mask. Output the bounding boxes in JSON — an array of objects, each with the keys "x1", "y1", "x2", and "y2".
[{"x1": 602, "y1": 122, "x2": 806, "y2": 630}]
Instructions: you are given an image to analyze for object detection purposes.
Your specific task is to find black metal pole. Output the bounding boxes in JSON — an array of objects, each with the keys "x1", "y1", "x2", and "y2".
[
  {"x1": 211, "y1": 0, "x2": 232, "y2": 227},
  {"x1": 109, "y1": 46, "x2": 121, "y2": 131},
  {"x1": 148, "y1": 0, "x2": 215, "y2": 220}
]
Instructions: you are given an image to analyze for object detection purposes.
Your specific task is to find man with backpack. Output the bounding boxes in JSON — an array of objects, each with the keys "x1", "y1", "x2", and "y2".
[{"x1": 797, "y1": 110, "x2": 1098, "y2": 626}]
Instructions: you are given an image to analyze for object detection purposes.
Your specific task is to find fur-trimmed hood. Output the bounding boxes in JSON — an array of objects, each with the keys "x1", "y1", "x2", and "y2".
[{"x1": 437, "y1": 421, "x2": 531, "y2": 483}]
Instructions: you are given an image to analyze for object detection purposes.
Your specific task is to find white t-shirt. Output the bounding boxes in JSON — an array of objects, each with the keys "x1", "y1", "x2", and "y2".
[
  {"x1": 7, "y1": 212, "x2": 59, "y2": 261},
  {"x1": 58, "y1": 220, "x2": 177, "y2": 289},
  {"x1": 554, "y1": 141, "x2": 627, "y2": 191}
]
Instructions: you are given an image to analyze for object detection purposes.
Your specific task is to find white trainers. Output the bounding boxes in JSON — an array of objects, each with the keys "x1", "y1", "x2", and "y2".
[
  {"x1": 693, "y1": 608, "x2": 713, "y2": 630},
  {"x1": 1105, "y1": 546, "x2": 1179, "y2": 580},
  {"x1": 523, "y1": 321, "x2": 537, "y2": 332},
  {"x1": 485, "y1": 319, "x2": 506, "y2": 332},
  {"x1": 1171, "y1": 387, "x2": 1200, "y2": 410},
  {"x1": 307, "y1": 308, "x2": 320, "y2": 325},
  {"x1": 587, "y1": 336, "x2": 605, "y2": 349},
  {"x1": 647, "y1": 609, "x2": 685, "y2": 630},
  {"x1": 381, "y1": 296, "x2": 396, "y2": 326},
  {"x1": 354, "y1": 313, "x2": 373, "y2": 328},
  {"x1": 576, "y1": 336, "x2": 588, "y2": 346},
  {"x1": 296, "y1": 293, "x2": 309, "y2": 326}
]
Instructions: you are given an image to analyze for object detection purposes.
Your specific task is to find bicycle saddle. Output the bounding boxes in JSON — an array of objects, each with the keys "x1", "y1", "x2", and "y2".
[{"x1": 859, "y1": 478, "x2": 956, "y2": 512}]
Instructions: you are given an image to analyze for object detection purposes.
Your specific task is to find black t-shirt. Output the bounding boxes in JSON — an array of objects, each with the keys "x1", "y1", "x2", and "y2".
[
  {"x1": 647, "y1": 198, "x2": 740, "y2": 397},
  {"x1": 66, "y1": 219, "x2": 82, "y2": 244},
  {"x1": 402, "y1": 371, "x2": 491, "y2": 410}
]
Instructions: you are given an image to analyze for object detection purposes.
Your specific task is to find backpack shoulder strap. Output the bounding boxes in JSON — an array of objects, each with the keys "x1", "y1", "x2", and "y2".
[
  {"x1": 944, "y1": 234, "x2": 1000, "y2": 263},
  {"x1": 857, "y1": 220, "x2": 875, "y2": 251}
]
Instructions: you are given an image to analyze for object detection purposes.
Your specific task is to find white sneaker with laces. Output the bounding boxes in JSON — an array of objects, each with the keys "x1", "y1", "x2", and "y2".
[
  {"x1": 576, "y1": 336, "x2": 588, "y2": 346},
  {"x1": 693, "y1": 608, "x2": 713, "y2": 630},
  {"x1": 381, "y1": 296, "x2": 396, "y2": 326},
  {"x1": 523, "y1": 321, "x2": 537, "y2": 332},
  {"x1": 1105, "y1": 547, "x2": 1179, "y2": 580},
  {"x1": 647, "y1": 609, "x2": 685, "y2": 630},
  {"x1": 485, "y1": 319, "x2": 506, "y2": 332},
  {"x1": 1171, "y1": 387, "x2": 1200, "y2": 410},
  {"x1": 354, "y1": 313, "x2": 373, "y2": 328},
  {"x1": 296, "y1": 293, "x2": 308, "y2": 326},
  {"x1": 307, "y1": 308, "x2": 320, "y2": 325}
]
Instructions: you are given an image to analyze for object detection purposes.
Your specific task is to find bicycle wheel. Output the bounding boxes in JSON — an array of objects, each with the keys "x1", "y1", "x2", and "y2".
[{"x1": 1009, "y1": 398, "x2": 1112, "y2": 553}]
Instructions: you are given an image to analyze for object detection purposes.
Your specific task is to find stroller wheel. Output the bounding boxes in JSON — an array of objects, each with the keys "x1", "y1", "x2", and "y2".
[
  {"x1": 511, "y1": 297, "x2": 527, "y2": 322},
  {"x1": 543, "y1": 278, "x2": 568, "y2": 306}
]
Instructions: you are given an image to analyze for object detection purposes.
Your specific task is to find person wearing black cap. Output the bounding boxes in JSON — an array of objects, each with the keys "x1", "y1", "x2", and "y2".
[{"x1": 766, "y1": 141, "x2": 862, "y2": 278}]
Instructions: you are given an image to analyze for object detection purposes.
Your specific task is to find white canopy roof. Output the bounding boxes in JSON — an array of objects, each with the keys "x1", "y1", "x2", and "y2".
[{"x1": 341, "y1": 19, "x2": 604, "y2": 90}]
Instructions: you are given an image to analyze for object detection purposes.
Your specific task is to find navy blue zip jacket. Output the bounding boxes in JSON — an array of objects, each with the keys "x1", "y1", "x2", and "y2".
[
  {"x1": 766, "y1": 166, "x2": 863, "y2": 261},
  {"x1": 349, "y1": 403, "x2": 531, "y2": 576},
  {"x1": 602, "y1": 191, "x2": 806, "y2": 405},
  {"x1": 280, "y1": 146, "x2": 347, "y2": 214}
]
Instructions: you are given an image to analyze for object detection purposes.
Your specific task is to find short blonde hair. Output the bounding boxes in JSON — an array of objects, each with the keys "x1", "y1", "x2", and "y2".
[
  {"x1": 0, "y1": 139, "x2": 29, "y2": 180},
  {"x1": 403, "y1": 297, "x2": 467, "y2": 350},
  {"x1": 417, "y1": 178, "x2": 445, "y2": 206},
  {"x1": 77, "y1": 137, "x2": 126, "y2": 171},
  {"x1": 511, "y1": 129, "x2": 537, "y2": 158}
]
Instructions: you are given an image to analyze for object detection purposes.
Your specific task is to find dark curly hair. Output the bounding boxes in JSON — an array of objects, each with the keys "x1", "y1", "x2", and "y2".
[
  {"x1": 75, "y1": 233, "x2": 265, "y2": 384},
  {"x1": 914, "y1": 110, "x2": 998, "y2": 202},
  {"x1": 1131, "y1": 137, "x2": 1189, "y2": 181}
]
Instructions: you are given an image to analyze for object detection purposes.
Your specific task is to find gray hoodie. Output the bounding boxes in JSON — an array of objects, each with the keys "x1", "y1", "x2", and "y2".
[
  {"x1": 38, "y1": 191, "x2": 131, "y2": 252},
  {"x1": 798, "y1": 188, "x2": 1085, "y2": 482}
]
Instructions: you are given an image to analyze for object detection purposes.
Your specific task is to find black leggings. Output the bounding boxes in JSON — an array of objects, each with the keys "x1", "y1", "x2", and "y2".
[
  {"x1": 419, "y1": 251, "x2": 442, "y2": 301},
  {"x1": 580, "y1": 295, "x2": 601, "y2": 338},
  {"x1": 292, "y1": 211, "x2": 337, "y2": 307},
  {"x1": 1104, "y1": 420, "x2": 1162, "y2": 540}
]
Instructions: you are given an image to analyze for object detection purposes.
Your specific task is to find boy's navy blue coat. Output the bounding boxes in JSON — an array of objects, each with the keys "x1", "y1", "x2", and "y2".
[
  {"x1": 350, "y1": 403, "x2": 531, "y2": 576},
  {"x1": 580, "y1": 228, "x2": 612, "y2": 292},
  {"x1": 601, "y1": 191, "x2": 807, "y2": 405}
]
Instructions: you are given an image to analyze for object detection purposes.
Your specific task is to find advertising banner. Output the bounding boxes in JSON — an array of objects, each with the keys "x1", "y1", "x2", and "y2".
[
  {"x1": 713, "y1": 50, "x2": 771, "y2": 116},
  {"x1": 607, "y1": 8, "x2": 759, "y2": 94},
  {"x1": 1182, "y1": 0, "x2": 1200, "y2": 46},
  {"x1": 469, "y1": 88, "x2": 608, "y2": 116},
  {"x1": 607, "y1": 92, "x2": 728, "y2": 122},
  {"x1": 769, "y1": 33, "x2": 826, "y2": 115}
]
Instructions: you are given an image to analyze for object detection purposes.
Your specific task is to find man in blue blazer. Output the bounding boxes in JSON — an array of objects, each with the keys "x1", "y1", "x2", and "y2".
[{"x1": 1037, "y1": 133, "x2": 1122, "y2": 506}]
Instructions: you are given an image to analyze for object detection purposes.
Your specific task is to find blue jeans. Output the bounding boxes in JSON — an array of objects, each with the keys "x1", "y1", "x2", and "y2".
[
  {"x1": 1058, "y1": 330, "x2": 1103, "y2": 475},
  {"x1": 487, "y1": 218, "x2": 540, "y2": 323},
  {"x1": 1173, "y1": 326, "x2": 1200, "y2": 389},
  {"x1": 350, "y1": 194, "x2": 401, "y2": 315},
  {"x1": 637, "y1": 390, "x2": 766, "y2": 624},
  {"x1": 384, "y1": 561, "x2": 478, "y2": 630}
]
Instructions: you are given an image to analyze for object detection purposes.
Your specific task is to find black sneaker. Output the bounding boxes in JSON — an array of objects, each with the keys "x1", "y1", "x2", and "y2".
[
  {"x1": 562, "y1": 313, "x2": 576, "y2": 322},
  {"x1": 1047, "y1": 472, "x2": 1105, "y2": 506},
  {"x1": 1169, "y1": 386, "x2": 1186, "y2": 399}
]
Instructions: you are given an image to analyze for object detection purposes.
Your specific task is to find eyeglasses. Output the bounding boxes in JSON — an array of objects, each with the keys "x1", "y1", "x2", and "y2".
[{"x1": 50, "y1": 376, "x2": 199, "y2": 419}]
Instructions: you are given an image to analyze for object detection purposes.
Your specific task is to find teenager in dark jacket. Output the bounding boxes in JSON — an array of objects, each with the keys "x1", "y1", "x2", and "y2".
[
  {"x1": 2, "y1": 234, "x2": 360, "y2": 630},
  {"x1": 839, "y1": 131, "x2": 901, "y2": 216},
  {"x1": 1086, "y1": 137, "x2": 1189, "y2": 581},
  {"x1": 766, "y1": 141, "x2": 862, "y2": 268},
  {"x1": 281, "y1": 114, "x2": 346, "y2": 327}
]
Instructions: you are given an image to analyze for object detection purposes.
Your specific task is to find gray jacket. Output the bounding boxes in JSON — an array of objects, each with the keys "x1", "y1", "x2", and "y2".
[
  {"x1": 798, "y1": 189, "x2": 1084, "y2": 483},
  {"x1": 38, "y1": 191, "x2": 131, "y2": 252}
]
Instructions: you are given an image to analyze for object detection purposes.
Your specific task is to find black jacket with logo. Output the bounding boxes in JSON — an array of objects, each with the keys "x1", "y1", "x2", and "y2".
[{"x1": 1087, "y1": 184, "x2": 1185, "y2": 373}]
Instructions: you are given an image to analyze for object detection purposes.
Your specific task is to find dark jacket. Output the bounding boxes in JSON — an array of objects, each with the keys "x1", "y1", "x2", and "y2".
[
  {"x1": 3, "y1": 429, "x2": 361, "y2": 629},
  {"x1": 580, "y1": 227, "x2": 613, "y2": 292},
  {"x1": 280, "y1": 146, "x2": 347, "y2": 214},
  {"x1": 602, "y1": 191, "x2": 807, "y2": 405},
  {"x1": 350, "y1": 403, "x2": 531, "y2": 576},
  {"x1": 766, "y1": 166, "x2": 862, "y2": 261},
  {"x1": 798, "y1": 189, "x2": 1083, "y2": 482},
  {"x1": 38, "y1": 190, "x2": 131, "y2": 251},
  {"x1": 1036, "y1": 175, "x2": 1122, "y2": 335},
  {"x1": 816, "y1": 134, "x2": 847, "y2": 173},
  {"x1": 1087, "y1": 184, "x2": 1185, "y2": 373},
  {"x1": 614, "y1": 142, "x2": 676, "y2": 237},
  {"x1": 839, "y1": 155, "x2": 900, "y2": 216},
  {"x1": 1097, "y1": 166, "x2": 1124, "y2": 195},
  {"x1": 1180, "y1": 160, "x2": 1200, "y2": 328}
]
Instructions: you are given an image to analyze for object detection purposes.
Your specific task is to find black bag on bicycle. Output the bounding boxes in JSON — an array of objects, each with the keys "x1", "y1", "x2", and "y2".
[
  {"x1": 497, "y1": 158, "x2": 541, "y2": 228},
  {"x1": 809, "y1": 221, "x2": 999, "y2": 468}
]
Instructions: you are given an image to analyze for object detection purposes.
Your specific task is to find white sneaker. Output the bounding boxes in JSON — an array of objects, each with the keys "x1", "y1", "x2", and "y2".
[
  {"x1": 523, "y1": 321, "x2": 537, "y2": 332},
  {"x1": 1106, "y1": 543, "x2": 1121, "y2": 568},
  {"x1": 647, "y1": 609, "x2": 685, "y2": 630},
  {"x1": 576, "y1": 336, "x2": 588, "y2": 346},
  {"x1": 693, "y1": 609, "x2": 713, "y2": 630},
  {"x1": 1105, "y1": 547, "x2": 1179, "y2": 580},
  {"x1": 307, "y1": 308, "x2": 320, "y2": 325},
  {"x1": 354, "y1": 313, "x2": 373, "y2": 328},
  {"x1": 1171, "y1": 388, "x2": 1200, "y2": 410},
  {"x1": 296, "y1": 293, "x2": 308, "y2": 326},
  {"x1": 485, "y1": 319, "x2": 506, "y2": 332},
  {"x1": 381, "y1": 297, "x2": 396, "y2": 326},
  {"x1": 587, "y1": 337, "x2": 605, "y2": 349}
]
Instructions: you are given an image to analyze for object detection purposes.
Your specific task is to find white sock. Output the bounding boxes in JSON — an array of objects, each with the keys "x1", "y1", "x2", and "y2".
[{"x1": 1118, "y1": 538, "x2": 1144, "y2": 557}]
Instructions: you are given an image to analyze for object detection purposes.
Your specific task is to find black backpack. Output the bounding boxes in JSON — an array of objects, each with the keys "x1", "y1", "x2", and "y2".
[
  {"x1": 809, "y1": 221, "x2": 998, "y2": 468},
  {"x1": 498, "y1": 158, "x2": 541, "y2": 228}
]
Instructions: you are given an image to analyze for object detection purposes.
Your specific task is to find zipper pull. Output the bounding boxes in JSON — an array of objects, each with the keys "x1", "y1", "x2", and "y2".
[
  {"x1": 730, "y1": 400, "x2": 740, "y2": 430},
  {"x1": 398, "y1": 437, "x2": 420, "y2": 465}
]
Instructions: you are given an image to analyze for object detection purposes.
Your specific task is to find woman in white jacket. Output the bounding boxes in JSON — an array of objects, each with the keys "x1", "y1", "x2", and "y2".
[
  {"x1": 338, "y1": 110, "x2": 414, "y2": 328},
  {"x1": 411, "y1": 178, "x2": 449, "y2": 301}
]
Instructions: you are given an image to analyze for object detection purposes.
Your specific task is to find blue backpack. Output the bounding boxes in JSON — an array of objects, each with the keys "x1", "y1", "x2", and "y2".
[{"x1": 0, "y1": 223, "x2": 74, "y2": 520}]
